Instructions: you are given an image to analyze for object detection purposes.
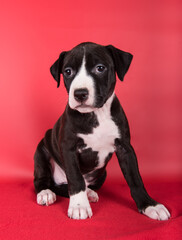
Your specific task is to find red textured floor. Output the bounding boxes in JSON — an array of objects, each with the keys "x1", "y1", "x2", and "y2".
[{"x1": 1, "y1": 178, "x2": 181, "y2": 240}]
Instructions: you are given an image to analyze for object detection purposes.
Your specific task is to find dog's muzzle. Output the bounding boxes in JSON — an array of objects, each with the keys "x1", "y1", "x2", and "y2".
[{"x1": 73, "y1": 88, "x2": 94, "y2": 113}]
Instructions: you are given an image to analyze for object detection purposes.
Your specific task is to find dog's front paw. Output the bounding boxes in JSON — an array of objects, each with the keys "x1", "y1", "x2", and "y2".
[
  {"x1": 68, "y1": 191, "x2": 93, "y2": 219},
  {"x1": 142, "y1": 204, "x2": 170, "y2": 220},
  {"x1": 37, "y1": 189, "x2": 56, "y2": 206}
]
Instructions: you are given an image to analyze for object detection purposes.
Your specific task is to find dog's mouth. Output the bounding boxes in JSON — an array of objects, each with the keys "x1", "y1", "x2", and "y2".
[{"x1": 75, "y1": 104, "x2": 95, "y2": 113}]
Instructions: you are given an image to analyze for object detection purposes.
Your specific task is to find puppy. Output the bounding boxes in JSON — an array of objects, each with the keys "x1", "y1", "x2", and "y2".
[{"x1": 34, "y1": 42, "x2": 170, "y2": 220}]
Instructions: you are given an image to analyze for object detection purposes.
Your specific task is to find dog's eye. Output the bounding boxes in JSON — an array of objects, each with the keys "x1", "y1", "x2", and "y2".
[
  {"x1": 64, "y1": 68, "x2": 73, "y2": 77},
  {"x1": 95, "y1": 65, "x2": 106, "y2": 73}
]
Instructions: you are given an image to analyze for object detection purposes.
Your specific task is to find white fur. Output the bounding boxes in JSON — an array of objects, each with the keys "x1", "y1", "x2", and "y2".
[
  {"x1": 50, "y1": 159, "x2": 67, "y2": 185},
  {"x1": 78, "y1": 93, "x2": 120, "y2": 169},
  {"x1": 68, "y1": 190, "x2": 93, "y2": 219},
  {"x1": 142, "y1": 204, "x2": 170, "y2": 220},
  {"x1": 37, "y1": 189, "x2": 56, "y2": 206},
  {"x1": 69, "y1": 56, "x2": 95, "y2": 113},
  {"x1": 87, "y1": 188, "x2": 99, "y2": 203}
]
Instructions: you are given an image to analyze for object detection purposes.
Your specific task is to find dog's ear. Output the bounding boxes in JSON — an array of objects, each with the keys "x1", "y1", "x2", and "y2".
[
  {"x1": 105, "y1": 45, "x2": 133, "y2": 81},
  {"x1": 50, "y1": 51, "x2": 67, "y2": 87}
]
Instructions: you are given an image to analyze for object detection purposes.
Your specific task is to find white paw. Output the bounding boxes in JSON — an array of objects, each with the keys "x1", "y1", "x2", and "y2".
[
  {"x1": 37, "y1": 189, "x2": 56, "y2": 206},
  {"x1": 143, "y1": 204, "x2": 170, "y2": 220},
  {"x1": 87, "y1": 188, "x2": 99, "y2": 202},
  {"x1": 68, "y1": 191, "x2": 93, "y2": 220}
]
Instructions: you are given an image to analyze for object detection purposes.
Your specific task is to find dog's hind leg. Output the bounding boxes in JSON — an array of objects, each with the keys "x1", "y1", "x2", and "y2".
[{"x1": 34, "y1": 139, "x2": 56, "y2": 206}]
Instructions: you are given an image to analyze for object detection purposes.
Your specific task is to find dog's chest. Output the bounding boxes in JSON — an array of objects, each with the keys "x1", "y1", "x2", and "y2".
[{"x1": 78, "y1": 104, "x2": 120, "y2": 169}]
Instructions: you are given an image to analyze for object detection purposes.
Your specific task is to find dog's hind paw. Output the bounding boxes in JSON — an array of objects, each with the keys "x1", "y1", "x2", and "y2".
[
  {"x1": 87, "y1": 188, "x2": 99, "y2": 202},
  {"x1": 37, "y1": 189, "x2": 56, "y2": 206},
  {"x1": 142, "y1": 204, "x2": 170, "y2": 220}
]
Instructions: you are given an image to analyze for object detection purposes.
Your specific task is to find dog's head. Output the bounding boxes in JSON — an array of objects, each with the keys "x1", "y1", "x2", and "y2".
[{"x1": 50, "y1": 42, "x2": 133, "y2": 113}]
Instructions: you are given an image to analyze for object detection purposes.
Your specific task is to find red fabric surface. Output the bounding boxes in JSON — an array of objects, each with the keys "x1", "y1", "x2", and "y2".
[{"x1": 1, "y1": 178, "x2": 181, "y2": 240}]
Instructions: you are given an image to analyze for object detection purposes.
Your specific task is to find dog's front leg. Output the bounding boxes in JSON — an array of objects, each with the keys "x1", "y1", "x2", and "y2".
[
  {"x1": 115, "y1": 139, "x2": 170, "y2": 220},
  {"x1": 61, "y1": 147, "x2": 92, "y2": 220}
]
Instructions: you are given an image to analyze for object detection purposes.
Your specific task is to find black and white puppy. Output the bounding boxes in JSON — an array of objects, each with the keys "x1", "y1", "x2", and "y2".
[{"x1": 34, "y1": 42, "x2": 170, "y2": 220}]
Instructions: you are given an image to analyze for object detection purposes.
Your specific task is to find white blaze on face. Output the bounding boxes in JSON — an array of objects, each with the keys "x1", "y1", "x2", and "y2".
[{"x1": 68, "y1": 56, "x2": 95, "y2": 113}]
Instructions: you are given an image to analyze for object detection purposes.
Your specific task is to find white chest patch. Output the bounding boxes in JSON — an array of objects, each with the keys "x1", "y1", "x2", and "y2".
[{"x1": 78, "y1": 94, "x2": 120, "y2": 169}]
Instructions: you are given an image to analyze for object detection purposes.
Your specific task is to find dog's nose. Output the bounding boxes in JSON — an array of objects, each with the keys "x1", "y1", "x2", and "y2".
[{"x1": 74, "y1": 88, "x2": 89, "y2": 102}]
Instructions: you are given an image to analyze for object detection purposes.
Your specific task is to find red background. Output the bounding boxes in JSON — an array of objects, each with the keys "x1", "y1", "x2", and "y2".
[{"x1": 0, "y1": 0, "x2": 182, "y2": 181}]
